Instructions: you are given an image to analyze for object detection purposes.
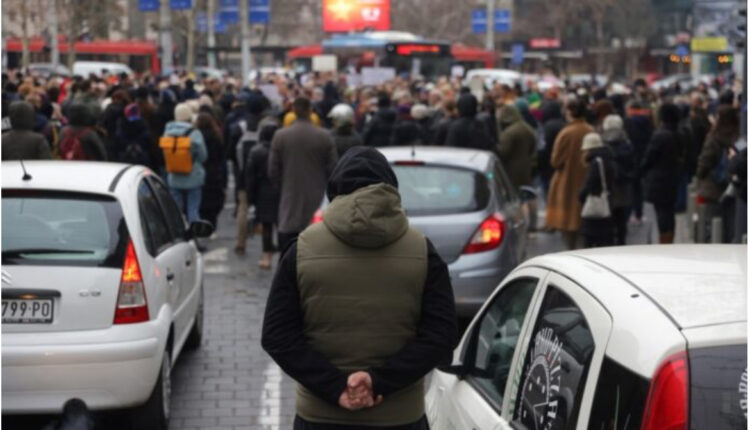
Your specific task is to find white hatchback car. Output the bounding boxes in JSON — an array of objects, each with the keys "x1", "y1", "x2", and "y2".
[
  {"x1": 426, "y1": 245, "x2": 747, "y2": 430},
  {"x1": 2, "y1": 161, "x2": 211, "y2": 430}
]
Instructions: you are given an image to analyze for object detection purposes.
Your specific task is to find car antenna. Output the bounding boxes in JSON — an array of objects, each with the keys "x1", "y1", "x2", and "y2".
[
  {"x1": 20, "y1": 159, "x2": 32, "y2": 181},
  {"x1": 411, "y1": 144, "x2": 416, "y2": 159}
]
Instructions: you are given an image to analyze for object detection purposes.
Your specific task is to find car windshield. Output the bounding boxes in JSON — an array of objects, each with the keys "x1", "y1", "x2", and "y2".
[
  {"x1": 392, "y1": 165, "x2": 490, "y2": 216},
  {"x1": 1, "y1": 190, "x2": 127, "y2": 268}
]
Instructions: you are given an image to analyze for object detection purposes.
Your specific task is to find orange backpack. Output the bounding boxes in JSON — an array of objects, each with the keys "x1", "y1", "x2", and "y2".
[{"x1": 159, "y1": 128, "x2": 194, "y2": 174}]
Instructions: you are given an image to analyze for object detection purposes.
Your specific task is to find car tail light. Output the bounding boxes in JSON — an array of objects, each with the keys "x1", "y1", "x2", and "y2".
[
  {"x1": 311, "y1": 209, "x2": 323, "y2": 224},
  {"x1": 463, "y1": 214, "x2": 506, "y2": 254},
  {"x1": 114, "y1": 241, "x2": 150, "y2": 324},
  {"x1": 640, "y1": 351, "x2": 689, "y2": 430}
]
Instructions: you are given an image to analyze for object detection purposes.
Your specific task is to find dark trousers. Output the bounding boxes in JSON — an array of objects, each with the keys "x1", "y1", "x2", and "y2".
[
  {"x1": 261, "y1": 222, "x2": 277, "y2": 253},
  {"x1": 632, "y1": 178, "x2": 644, "y2": 219},
  {"x1": 612, "y1": 207, "x2": 629, "y2": 245},
  {"x1": 293, "y1": 415, "x2": 430, "y2": 430},
  {"x1": 278, "y1": 231, "x2": 300, "y2": 256}
]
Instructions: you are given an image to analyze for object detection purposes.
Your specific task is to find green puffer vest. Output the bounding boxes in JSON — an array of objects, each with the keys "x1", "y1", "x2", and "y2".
[{"x1": 296, "y1": 183, "x2": 428, "y2": 426}]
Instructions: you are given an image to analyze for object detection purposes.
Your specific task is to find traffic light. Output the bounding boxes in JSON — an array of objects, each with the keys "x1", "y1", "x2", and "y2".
[{"x1": 717, "y1": 54, "x2": 734, "y2": 64}]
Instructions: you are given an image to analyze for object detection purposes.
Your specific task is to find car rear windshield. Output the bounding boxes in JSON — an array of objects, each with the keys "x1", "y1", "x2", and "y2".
[
  {"x1": 2, "y1": 190, "x2": 128, "y2": 268},
  {"x1": 690, "y1": 344, "x2": 747, "y2": 430},
  {"x1": 392, "y1": 164, "x2": 490, "y2": 216}
]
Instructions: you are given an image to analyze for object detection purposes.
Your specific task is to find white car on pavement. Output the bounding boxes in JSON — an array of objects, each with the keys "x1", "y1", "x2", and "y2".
[
  {"x1": 2, "y1": 161, "x2": 212, "y2": 430},
  {"x1": 426, "y1": 245, "x2": 747, "y2": 430}
]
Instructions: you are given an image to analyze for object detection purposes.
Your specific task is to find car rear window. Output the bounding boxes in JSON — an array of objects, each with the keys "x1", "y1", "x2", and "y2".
[
  {"x1": 2, "y1": 190, "x2": 128, "y2": 268},
  {"x1": 690, "y1": 344, "x2": 747, "y2": 430},
  {"x1": 588, "y1": 357, "x2": 650, "y2": 430},
  {"x1": 392, "y1": 164, "x2": 490, "y2": 215}
]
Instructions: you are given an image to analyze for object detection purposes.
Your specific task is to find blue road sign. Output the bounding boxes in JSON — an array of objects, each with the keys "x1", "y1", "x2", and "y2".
[
  {"x1": 170, "y1": 0, "x2": 192, "y2": 10},
  {"x1": 512, "y1": 43, "x2": 524, "y2": 65},
  {"x1": 472, "y1": 9, "x2": 511, "y2": 34},
  {"x1": 139, "y1": 0, "x2": 159, "y2": 12},
  {"x1": 219, "y1": 0, "x2": 239, "y2": 23},
  {"x1": 675, "y1": 44, "x2": 690, "y2": 57},
  {"x1": 472, "y1": 10, "x2": 488, "y2": 34},
  {"x1": 198, "y1": 12, "x2": 228, "y2": 33},
  {"x1": 494, "y1": 9, "x2": 511, "y2": 33},
  {"x1": 249, "y1": 0, "x2": 269, "y2": 24}
]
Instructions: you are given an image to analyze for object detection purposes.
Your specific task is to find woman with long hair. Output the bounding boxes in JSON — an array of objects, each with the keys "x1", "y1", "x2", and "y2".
[{"x1": 196, "y1": 111, "x2": 227, "y2": 228}]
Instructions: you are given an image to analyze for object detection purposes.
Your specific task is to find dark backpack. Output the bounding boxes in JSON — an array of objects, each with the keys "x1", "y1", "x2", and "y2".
[{"x1": 118, "y1": 140, "x2": 150, "y2": 166}]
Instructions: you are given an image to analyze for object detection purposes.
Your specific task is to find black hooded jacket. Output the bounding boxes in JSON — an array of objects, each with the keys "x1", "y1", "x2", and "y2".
[
  {"x1": 363, "y1": 107, "x2": 397, "y2": 147},
  {"x1": 444, "y1": 94, "x2": 493, "y2": 150},
  {"x1": 261, "y1": 147, "x2": 458, "y2": 419},
  {"x1": 540, "y1": 101, "x2": 566, "y2": 180},
  {"x1": 1, "y1": 101, "x2": 53, "y2": 161}
]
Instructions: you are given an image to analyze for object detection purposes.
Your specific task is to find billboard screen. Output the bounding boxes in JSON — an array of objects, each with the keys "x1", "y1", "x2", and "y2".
[{"x1": 323, "y1": 0, "x2": 391, "y2": 33}]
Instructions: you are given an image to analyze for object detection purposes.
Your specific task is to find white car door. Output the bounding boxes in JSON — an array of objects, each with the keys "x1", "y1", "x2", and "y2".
[
  {"x1": 137, "y1": 180, "x2": 183, "y2": 335},
  {"x1": 146, "y1": 177, "x2": 198, "y2": 349},
  {"x1": 426, "y1": 267, "x2": 549, "y2": 430},
  {"x1": 504, "y1": 271, "x2": 613, "y2": 430}
]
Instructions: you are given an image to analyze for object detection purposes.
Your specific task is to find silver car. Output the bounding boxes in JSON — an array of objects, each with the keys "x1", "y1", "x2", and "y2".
[{"x1": 378, "y1": 146, "x2": 530, "y2": 318}]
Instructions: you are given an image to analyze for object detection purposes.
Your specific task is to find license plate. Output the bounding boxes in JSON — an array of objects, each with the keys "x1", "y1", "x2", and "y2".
[{"x1": 2, "y1": 299, "x2": 54, "y2": 323}]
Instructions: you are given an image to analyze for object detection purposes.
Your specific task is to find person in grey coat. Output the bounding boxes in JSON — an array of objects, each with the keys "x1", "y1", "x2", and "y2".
[
  {"x1": 2, "y1": 101, "x2": 53, "y2": 161},
  {"x1": 269, "y1": 97, "x2": 338, "y2": 251}
]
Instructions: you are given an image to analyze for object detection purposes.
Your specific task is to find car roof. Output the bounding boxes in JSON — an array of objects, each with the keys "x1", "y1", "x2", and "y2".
[
  {"x1": 564, "y1": 245, "x2": 747, "y2": 330},
  {"x1": 2, "y1": 161, "x2": 144, "y2": 196},
  {"x1": 378, "y1": 146, "x2": 494, "y2": 172}
]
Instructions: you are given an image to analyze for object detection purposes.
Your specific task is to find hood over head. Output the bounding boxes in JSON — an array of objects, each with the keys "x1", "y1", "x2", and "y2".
[
  {"x1": 498, "y1": 104, "x2": 522, "y2": 126},
  {"x1": 457, "y1": 93, "x2": 478, "y2": 118},
  {"x1": 8, "y1": 101, "x2": 35, "y2": 130},
  {"x1": 67, "y1": 102, "x2": 94, "y2": 127},
  {"x1": 541, "y1": 101, "x2": 563, "y2": 122},
  {"x1": 323, "y1": 147, "x2": 406, "y2": 249}
]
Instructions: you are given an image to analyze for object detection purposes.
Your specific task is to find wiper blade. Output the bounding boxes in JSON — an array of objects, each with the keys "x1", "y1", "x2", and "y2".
[{"x1": 2, "y1": 248, "x2": 95, "y2": 258}]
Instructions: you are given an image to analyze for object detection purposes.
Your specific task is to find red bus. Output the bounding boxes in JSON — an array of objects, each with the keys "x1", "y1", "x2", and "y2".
[
  {"x1": 287, "y1": 32, "x2": 494, "y2": 79},
  {"x1": 5, "y1": 36, "x2": 160, "y2": 75}
]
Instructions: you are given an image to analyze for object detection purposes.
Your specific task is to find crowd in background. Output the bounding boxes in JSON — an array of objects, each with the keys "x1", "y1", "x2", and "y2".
[{"x1": 1, "y1": 66, "x2": 746, "y2": 264}]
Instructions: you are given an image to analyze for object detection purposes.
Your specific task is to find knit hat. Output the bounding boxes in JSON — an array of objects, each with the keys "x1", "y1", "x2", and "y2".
[
  {"x1": 602, "y1": 114, "x2": 623, "y2": 132},
  {"x1": 124, "y1": 103, "x2": 141, "y2": 121},
  {"x1": 410, "y1": 104, "x2": 429, "y2": 120},
  {"x1": 174, "y1": 103, "x2": 193, "y2": 122},
  {"x1": 581, "y1": 133, "x2": 604, "y2": 151}
]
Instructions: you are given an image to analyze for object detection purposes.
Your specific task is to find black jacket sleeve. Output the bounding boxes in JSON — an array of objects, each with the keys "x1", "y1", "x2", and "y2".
[
  {"x1": 260, "y1": 243, "x2": 348, "y2": 406},
  {"x1": 369, "y1": 238, "x2": 459, "y2": 397}
]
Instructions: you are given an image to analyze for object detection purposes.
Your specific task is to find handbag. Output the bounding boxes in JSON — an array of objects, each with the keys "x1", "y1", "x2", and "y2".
[{"x1": 581, "y1": 157, "x2": 611, "y2": 219}]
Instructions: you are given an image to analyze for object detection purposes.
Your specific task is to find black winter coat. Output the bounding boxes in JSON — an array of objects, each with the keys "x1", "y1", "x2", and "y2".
[
  {"x1": 363, "y1": 108, "x2": 396, "y2": 147},
  {"x1": 392, "y1": 119, "x2": 426, "y2": 146},
  {"x1": 330, "y1": 128, "x2": 363, "y2": 157},
  {"x1": 245, "y1": 140, "x2": 279, "y2": 223},
  {"x1": 579, "y1": 148, "x2": 616, "y2": 240},
  {"x1": 642, "y1": 127, "x2": 681, "y2": 207},
  {"x1": 114, "y1": 118, "x2": 152, "y2": 166},
  {"x1": 200, "y1": 127, "x2": 228, "y2": 219},
  {"x1": 603, "y1": 130, "x2": 635, "y2": 209}
]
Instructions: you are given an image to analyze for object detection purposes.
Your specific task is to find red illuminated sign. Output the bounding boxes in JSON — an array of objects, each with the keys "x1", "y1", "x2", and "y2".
[
  {"x1": 396, "y1": 44, "x2": 441, "y2": 56},
  {"x1": 323, "y1": 0, "x2": 391, "y2": 33},
  {"x1": 529, "y1": 38, "x2": 561, "y2": 49}
]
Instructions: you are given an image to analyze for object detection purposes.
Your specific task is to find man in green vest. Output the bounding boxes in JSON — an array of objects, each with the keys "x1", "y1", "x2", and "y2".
[{"x1": 262, "y1": 146, "x2": 458, "y2": 429}]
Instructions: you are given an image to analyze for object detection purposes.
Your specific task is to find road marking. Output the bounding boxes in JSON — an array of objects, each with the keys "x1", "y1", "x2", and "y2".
[{"x1": 261, "y1": 361, "x2": 283, "y2": 428}]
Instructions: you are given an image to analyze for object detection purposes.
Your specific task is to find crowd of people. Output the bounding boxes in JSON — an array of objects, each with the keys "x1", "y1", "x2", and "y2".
[{"x1": 1, "y1": 66, "x2": 746, "y2": 266}]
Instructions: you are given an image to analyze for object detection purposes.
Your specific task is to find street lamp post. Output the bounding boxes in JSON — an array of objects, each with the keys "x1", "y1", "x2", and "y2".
[
  {"x1": 486, "y1": 0, "x2": 495, "y2": 52},
  {"x1": 240, "y1": 0, "x2": 251, "y2": 86},
  {"x1": 160, "y1": 0, "x2": 174, "y2": 73}
]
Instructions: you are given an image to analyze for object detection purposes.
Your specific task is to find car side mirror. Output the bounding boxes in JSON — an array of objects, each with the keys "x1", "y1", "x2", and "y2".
[
  {"x1": 518, "y1": 185, "x2": 538, "y2": 202},
  {"x1": 189, "y1": 220, "x2": 214, "y2": 239}
]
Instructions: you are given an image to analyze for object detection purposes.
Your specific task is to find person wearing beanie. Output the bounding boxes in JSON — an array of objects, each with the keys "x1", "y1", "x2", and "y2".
[
  {"x1": 362, "y1": 92, "x2": 397, "y2": 147},
  {"x1": 546, "y1": 99, "x2": 594, "y2": 249},
  {"x1": 641, "y1": 103, "x2": 682, "y2": 244},
  {"x1": 162, "y1": 102, "x2": 208, "y2": 223},
  {"x1": 113, "y1": 102, "x2": 152, "y2": 166},
  {"x1": 601, "y1": 114, "x2": 635, "y2": 245},
  {"x1": 328, "y1": 103, "x2": 363, "y2": 157},
  {"x1": 444, "y1": 93, "x2": 493, "y2": 150},
  {"x1": 1, "y1": 101, "x2": 53, "y2": 160},
  {"x1": 262, "y1": 146, "x2": 458, "y2": 430},
  {"x1": 579, "y1": 132, "x2": 617, "y2": 248}
]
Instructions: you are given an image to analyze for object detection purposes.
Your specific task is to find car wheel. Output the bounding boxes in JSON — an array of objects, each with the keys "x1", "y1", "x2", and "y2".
[
  {"x1": 184, "y1": 290, "x2": 203, "y2": 350},
  {"x1": 132, "y1": 350, "x2": 171, "y2": 430}
]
